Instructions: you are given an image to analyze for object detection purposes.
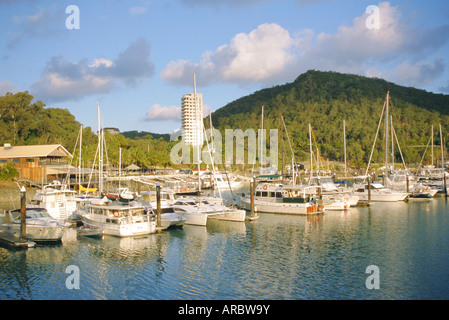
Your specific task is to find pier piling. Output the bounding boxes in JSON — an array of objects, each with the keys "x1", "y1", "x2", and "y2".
[
  {"x1": 156, "y1": 182, "x2": 162, "y2": 229},
  {"x1": 20, "y1": 186, "x2": 26, "y2": 242}
]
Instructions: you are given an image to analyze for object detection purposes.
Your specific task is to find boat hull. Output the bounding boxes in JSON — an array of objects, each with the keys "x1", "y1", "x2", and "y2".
[
  {"x1": 0, "y1": 224, "x2": 65, "y2": 242},
  {"x1": 240, "y1": 198, "x2": 323, "y2": 215},
  {"x1": 81, "y1": 215, "x2": 156, "y2": 237}
]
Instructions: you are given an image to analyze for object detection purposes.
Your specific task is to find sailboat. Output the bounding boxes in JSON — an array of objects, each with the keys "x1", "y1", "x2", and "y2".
[{"x1": 353, "y1": 91, "x2": 408, "y2": 202}]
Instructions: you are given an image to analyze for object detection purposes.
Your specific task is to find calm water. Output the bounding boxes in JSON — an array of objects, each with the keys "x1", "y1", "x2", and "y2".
[{"x1": 1, "y1": 195, "x2": 449, "y2": 300}]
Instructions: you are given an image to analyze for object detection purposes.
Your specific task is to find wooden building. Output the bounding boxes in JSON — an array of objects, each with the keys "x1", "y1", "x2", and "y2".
[{"x1": 0, "y1": 143, "x2": 72, "y2": 183}]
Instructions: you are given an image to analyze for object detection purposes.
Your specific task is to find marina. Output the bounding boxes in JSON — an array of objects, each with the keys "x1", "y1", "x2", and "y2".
[{"x1": 1, "y1": 187, "x2": 449, "y2": 300}]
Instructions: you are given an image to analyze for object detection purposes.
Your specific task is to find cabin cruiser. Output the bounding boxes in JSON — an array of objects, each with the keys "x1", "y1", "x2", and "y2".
[
  {"x1": 28, "y1": 180, "x2": 77, "y2": 221},
  {"x1": 79, "y1": 200, "x2": 156, "y2": 237},
  {"x1": 140, "y1": 191, "x2": 186, "y2": 229},
  {"x1": 172, "y1": 197, "x2": 246, "y2": 226},
  {"x1": 0, "y1": 207, "x2": 69, "y2": 243},
  {"x1": 239, "y1": 182, "x2": 325, "y2": 215},
  {"x1": 352, "y1": 182, "x2": 408, "y2": 202}
]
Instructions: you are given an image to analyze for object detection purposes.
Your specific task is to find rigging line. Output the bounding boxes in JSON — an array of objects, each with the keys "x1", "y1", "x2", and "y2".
[
  {"x1": 310, "y1": 126, "x2": 325, "y2": 174},
  {"x1": 365, "y1": 99, "x2": 387, "y2": 177},
  {"x1": 391, "y1": 122, "x2": 407, "y2": 171}
]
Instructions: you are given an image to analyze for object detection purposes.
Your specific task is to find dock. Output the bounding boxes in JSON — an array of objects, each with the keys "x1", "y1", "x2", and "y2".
[{"x1": 0, "y1": 232, "x2": 36, "y2": 249}]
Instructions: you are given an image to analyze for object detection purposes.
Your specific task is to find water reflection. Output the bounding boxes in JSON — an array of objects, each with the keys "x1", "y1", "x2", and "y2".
[{"x1": 1, "y1": 199, "x2": 449, "y2": 299}]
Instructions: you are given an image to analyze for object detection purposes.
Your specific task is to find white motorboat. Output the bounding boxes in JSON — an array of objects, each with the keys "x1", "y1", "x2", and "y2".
[
  {"x1": 239, "y1": 183, "x2": 325, "y2": 215},
  {"x1": 80, "y1": 201, "x2": 156, "y2": 237},
  {"x1": 352, "y1": 183, "x2": 408, "y2": 202},
  {"x1": 172, "y1": 198, "x2": 246, "y2": 226},
  {"x1": 28, "y1": 180, "x2": 77, "y2": 221},
  {"x1": 0, "y1": 207, "x2": 69, "y2": 243},
  {"x1": 140, "y1": 191, "x2": 186, "y2": 229}
]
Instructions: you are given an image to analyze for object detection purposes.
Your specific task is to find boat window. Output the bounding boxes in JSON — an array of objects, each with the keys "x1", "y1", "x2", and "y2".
[
  {"x1": 275, "y1": 192, "x2": 282, "y2": 198},
  {"x1": 261, "y1": 192, "x2": 268, "y2": 197},
  {"x1": 256, "y1": 192, "x2": 261, "y2": 197}
]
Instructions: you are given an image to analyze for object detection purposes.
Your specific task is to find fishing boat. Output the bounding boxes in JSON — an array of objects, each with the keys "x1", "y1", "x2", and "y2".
[
  {"x1": 239, "y1": 182, "x2": 325, "y2": 215},
  {"x1": 0, "y1": 207, "x2": 69, "y2": 243},
  {"x1": 80, "y1": 201, "x2": 156, "y2": 237}
]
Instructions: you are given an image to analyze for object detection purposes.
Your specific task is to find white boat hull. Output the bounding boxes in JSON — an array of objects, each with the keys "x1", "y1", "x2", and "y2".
[
  {"x1": 0, "y1": 223, "x2": 65, "y2": 242},
  {"x1": 240, "y1": 198, "x2": 323, "y2": 215},
  {"x1": 81, "y1": 215, "x2": 156, "y2": 237}
]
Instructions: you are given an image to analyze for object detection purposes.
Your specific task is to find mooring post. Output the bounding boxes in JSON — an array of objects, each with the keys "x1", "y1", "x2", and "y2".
[
  {"x1": 250, "y1": 177, "x2": 255, "y2": 218},
  {"x1": 368, "y1": 175, "x2": 371, "y2": 203},
  {"x1": 156, "y1": 182, "x2": 162, "y2": 228},
  {"x1": 406, "y1": 174, "x2": 409, "y2": 193},
  {"x1": 20, "y1": 186, "x2": 26, "y2": 242}
]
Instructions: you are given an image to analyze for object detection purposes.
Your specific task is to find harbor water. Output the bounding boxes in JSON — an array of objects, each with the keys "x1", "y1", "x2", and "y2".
[{"x1": 1, "y1": 193, "x2": 449, "y2": 300}]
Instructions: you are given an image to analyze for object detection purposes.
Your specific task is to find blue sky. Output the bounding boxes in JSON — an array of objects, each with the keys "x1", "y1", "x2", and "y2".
[{"x1": 1, "y1": 0, "x2": 449, "y2": 135}]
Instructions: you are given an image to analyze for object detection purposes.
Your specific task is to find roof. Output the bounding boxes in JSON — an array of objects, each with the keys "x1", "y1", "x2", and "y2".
[
  {"x1": 125, "y1": 164, "x2": 140, "y2": 170},
  {"x1": 0, "y1": 144, "x2": 72, "y2": 159}
]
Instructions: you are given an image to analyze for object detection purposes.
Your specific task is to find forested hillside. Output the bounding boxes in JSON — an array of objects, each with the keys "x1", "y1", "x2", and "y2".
[
  {"x1": 0, "y1": 91, "x2": 176, "y2": 169},
  {"x1": 209, "y1": 70, "x2": 449, "y2": 168}
]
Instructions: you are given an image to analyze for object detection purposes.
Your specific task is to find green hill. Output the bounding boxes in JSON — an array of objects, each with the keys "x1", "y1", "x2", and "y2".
[{"x1": 209, "y1": 70, "x2": 449, "y2": 168}]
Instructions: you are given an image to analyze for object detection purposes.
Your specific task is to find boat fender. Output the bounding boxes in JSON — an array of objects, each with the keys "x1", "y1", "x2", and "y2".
[
  {"x1": 263, "y1": 184, "x2": 268, "y2": 190},
  {"x1": 113, "y1": 211, "x2": 119, "y2": 217}
]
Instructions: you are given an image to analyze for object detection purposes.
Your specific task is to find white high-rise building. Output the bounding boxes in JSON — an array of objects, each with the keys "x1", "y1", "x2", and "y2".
[{"x1": 181, "y1": 92, "x2": 203, "y2": 146}]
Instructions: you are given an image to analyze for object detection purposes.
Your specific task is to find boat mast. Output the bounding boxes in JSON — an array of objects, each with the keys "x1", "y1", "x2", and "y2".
[
  {"x1": 385, "y1": 91, "x2": 389, "y2": 181},
  {"x1": 97, "y1": 101, "x2": 103, "y2": 195},
  {"x1": 440, "y1": 124, "x2": 444, "y2": 170},
  {"x1": 343, "y1": 120, "x2": 347, "y2": 188},
  {"x1": 309, "y1": 123, "x2": 313, "y2": 180},
  {"x1": 431, "y1": 125, "x2": 434, "y2": 167},
  {"x1": 79, "y1": 125, "x2": 82, "y2": 194},
  {"x1": 193, "y1": 73, "x2": 201, "y2": 196}
]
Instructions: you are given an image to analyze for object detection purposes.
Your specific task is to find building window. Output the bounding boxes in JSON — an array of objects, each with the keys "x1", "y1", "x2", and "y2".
[
  {"x1": 12, "y1": 159, "x2": 20, "y2": 163},
  {"x1": 0, "y1": 160, "x2": 7, "y2": 163},
  {"x1": 26, "y1": 158, "x2": 35, "y2": 162}
]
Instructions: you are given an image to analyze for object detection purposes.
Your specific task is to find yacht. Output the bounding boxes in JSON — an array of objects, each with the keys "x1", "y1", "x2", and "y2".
[
  {"x1": 80, "y1": 201, "x2": 156, "y2": 237},
  {"x1": 172, "y1": 197, "x2": 246, "y2": 226},
  {"x1": 0, "y1": 207, "x2": 69, "y2": 243},
  {"x1": 239, "y1": 182, "x2": 325, "y2": 215},
  {"x1": 140, "y1": 190, "x2": 186, "y2": 229},
  {"x1": 28, "y1": 181, "x2": 77, "y2": 221},
  {"x1": 352, "y1": 182, "x2": 408, "y2": 202}
]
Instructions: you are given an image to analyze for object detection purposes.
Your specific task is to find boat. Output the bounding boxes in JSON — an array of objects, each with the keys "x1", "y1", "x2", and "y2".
[
  {"x1": 117, "y1": 188, "x2": 138, "y2": 203},
  {"x1": 28, "y1": 180, "x2": 78, "y2": 221},
  {"x1": 239, "y1": 182, "x2": 325, "y2": 215},
  {"x1": 308, "y1": 175, "x2": 357, "y2": 209},
  {"x1": 352, "y1": 180, "x2": 409, "y2": 202},
  {"x1": 172, "y1": 198, "x2": 246, "y2": 226},
  {"x1": 77, "y1": 223, "x2": 103, "y2": 238},
  {"x1": 140, "y1": 190, "x2": 186, "y2": 229},
  {"x1": 0, "y1": 207, "x2": 69, "y2": 243},
  {"x1": 79, "y1": 201, "x2": 156, "y2": 237}
]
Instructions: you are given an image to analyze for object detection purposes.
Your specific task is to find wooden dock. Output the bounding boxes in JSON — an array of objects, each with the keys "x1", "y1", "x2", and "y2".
[{"x1": 0, "y1": 232, "x2": 36, "y2": 249}]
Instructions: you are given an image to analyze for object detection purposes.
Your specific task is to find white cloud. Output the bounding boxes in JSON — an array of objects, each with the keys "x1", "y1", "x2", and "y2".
[
  {"x1": 31, "y1": 38, "x2": 155, "y2": 103},
  {"x1": 162, "y1": 2, "x2": 449, "y2": 90},
  {"x1": 144, "y1": 103, "x2": 212, "y2": 121},
  {"x1": 161, "y1": 23, "x2": 295, "y2": 85},
  {"x1": 144, "y1": 104, "x2": 181, "y2": 121}
]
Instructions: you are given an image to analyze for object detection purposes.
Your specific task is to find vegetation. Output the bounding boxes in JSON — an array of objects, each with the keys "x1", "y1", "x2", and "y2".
[
  {"x1": 2, "y1": 70, "x2": 449, "y2": 174},
  {"x1": 0, "y1": 91, "x2": 179, "y2": 172},
  {"x1": 208, "y1": 70, "x2": 449, "y2": 169}
]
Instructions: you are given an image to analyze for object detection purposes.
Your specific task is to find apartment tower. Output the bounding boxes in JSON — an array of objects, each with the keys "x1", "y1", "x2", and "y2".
[{"x1": 181, "y1": 92, "x2": 203, "y2": 146}]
